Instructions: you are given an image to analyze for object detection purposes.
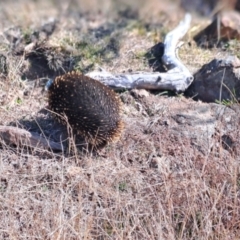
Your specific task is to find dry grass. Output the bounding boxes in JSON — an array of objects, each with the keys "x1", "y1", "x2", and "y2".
[
  {"x1": 0, "y1": 107, "x2": 240, "y2": 239},
  {"x1": 0, "y1": 0, "x2": 240, "y2": 239}
]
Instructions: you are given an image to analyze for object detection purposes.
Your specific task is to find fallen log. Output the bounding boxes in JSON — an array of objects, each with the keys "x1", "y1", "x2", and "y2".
[
  {"x1": 86, "y1": 13, "x2": 193, "y2": 92},
  {"x1": 0, "y1": 126, "x2": 63, "y2": 151}
]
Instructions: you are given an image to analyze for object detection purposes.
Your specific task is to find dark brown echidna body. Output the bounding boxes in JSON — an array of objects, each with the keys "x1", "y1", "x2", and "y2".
[{"x1": 48, "y1": 71, "x2": 124, "y2": 149}]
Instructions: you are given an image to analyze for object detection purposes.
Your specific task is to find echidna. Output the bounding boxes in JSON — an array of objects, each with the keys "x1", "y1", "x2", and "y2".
[{"x1": 47, "y1": 71, "x2": 124, "y2": 149}]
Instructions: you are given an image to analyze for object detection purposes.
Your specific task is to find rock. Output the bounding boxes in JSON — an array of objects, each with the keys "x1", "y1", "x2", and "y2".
[
  {"x1": 235, "y1": 0, "x2": 240, "y2": 11},
  {"x1": 169, "y1": 101, "x2": 237, "y2": 155},
  {"x1": 127, "y1": 95, "x2": 240, "y2": 157},
  {"x1": 131, "y1": 89, "x2": 150, "y2": 98},
  {"x1": 24, "y1": 42, "x2": 37, "y2": 57},
  {"x1": 194, "y1": 10, "x2": 240, "y2": 46},
  {"x1": 186, "y1": 56, "x2": 240, "y2": 102},
  {"x1": 180, "y1": 0, "x2": 237, "y2": 16},
  {"x1": 171, "y1": 103, "x2": 216, "y2": 154},
  {"x1": 170, "y1": 100, "x2": 238, "y2": 156}
]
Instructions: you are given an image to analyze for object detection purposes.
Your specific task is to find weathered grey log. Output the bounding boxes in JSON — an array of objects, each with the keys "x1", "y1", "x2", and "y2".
[
  {"x1": 86, "y1": 13, "x2": 193, "y2": 92},
  {"x1": 0, "y1": 126, "x2": 63, "y2": 151}
]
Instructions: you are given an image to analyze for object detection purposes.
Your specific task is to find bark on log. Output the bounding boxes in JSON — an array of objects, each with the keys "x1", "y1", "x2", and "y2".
[
  {"x1": 0, "y1": 126, "x2": 63, "y2": 151},
  {"x1": 86, "y1": 13, "x2": 193, "y2": 92}
]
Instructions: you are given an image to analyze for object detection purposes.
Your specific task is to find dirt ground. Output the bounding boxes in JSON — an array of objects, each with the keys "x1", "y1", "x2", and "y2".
[{"x1": 0, "y1": 0, "x2": 240, "y2": 239}]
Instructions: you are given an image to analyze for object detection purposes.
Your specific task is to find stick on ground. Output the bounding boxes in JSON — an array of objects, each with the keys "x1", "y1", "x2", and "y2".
[
  {"x1": 0, "y1": 126, "x2": 63, "y2": 151},
  {"x1": 87, "y1": 13, "x2": 193, "y2": 92}
]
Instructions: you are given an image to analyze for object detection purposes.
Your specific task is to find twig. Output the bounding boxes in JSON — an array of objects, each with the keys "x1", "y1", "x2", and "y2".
[{"x1": 0, "y1": 126, "x2": 63, "y2": 151}]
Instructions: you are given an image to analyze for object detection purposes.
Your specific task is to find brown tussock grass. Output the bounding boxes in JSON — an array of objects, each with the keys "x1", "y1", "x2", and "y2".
[{"x1": 0, "y1": 0, "x2": 240, "y2": 239}]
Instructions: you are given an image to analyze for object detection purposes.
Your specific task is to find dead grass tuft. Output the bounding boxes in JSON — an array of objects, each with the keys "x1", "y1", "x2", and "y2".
[{"x1": 0, "y1": 0, "x2": 240, "y2": 239}]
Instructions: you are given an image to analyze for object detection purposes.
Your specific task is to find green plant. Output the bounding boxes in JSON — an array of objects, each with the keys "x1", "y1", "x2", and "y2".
[
  {"x1": 118, "y1": 181, "x2": 127, "y2": 192},
  {"x1": 15, "y1": 97, "x2": 23, "y2": 104}
]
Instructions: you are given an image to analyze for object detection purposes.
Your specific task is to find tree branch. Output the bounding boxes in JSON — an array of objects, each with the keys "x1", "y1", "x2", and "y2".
[
  {"x1": 0, "y1": 126, "x2": 63, "y2": 151},
  {"x1": 86, "y1": 13, "x2": 193, "y2": 92}
]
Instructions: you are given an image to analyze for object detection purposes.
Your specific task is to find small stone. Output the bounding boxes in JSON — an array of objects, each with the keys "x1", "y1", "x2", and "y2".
[{"x1": 131, "y1": 89, "x2": 150, "y2": 98}]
